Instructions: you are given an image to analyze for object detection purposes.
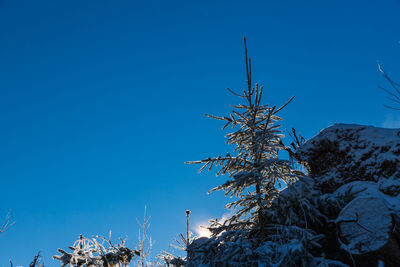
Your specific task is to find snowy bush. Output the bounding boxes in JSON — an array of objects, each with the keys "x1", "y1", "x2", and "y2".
[{"x1": 53, "y1": 234, "x2": 139, "y2": 267}]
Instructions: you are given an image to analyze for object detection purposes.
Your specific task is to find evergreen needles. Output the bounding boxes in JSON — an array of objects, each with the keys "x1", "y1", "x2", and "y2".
[{"x1": 186, "y1": 38, "x2": 296, "y2": 238}]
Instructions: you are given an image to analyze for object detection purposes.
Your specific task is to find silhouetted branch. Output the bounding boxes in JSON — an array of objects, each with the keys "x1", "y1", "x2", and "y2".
[
  {"x1": 378, "y1": 63, "x2": 400, "y2": 110},
  {"x1": 0, "y1": 211, "x2": 14, "y2": 234}
]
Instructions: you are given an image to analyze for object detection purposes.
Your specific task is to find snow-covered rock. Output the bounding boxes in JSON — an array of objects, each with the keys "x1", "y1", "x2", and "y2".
[
  {"x1": 297, "y1": 124, "x2": 400, "y2": 191},
  {"x1": 336, "y1": 196, "x2": 392, "y2": 254},
  {"x1": 186, "y1": 124, "x2": 400, "y2": 267},
  {"x1": 334, "y1": 180, "x2": 400, "y2": 210}
]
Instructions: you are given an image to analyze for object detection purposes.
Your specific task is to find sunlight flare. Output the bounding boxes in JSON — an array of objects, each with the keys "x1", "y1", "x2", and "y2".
[{"x1": 194, "y1": 223, "x2": 212, "y2": 238}]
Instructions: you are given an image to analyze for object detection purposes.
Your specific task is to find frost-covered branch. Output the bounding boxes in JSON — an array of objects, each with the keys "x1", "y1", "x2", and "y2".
[
  {"x1": 0, "y1": 210, "x2": 14, "y2": 234},
  {"x1": 134, "y1": 206, "x2": 153, "y2": 267},
  {"x1": 53, "y1": 234, "x2": 139, "y2": 267}
]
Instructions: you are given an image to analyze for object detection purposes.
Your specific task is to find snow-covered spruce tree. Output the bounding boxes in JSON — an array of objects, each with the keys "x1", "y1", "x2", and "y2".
[{"x1": 187, "y1": 38, "x2": 296, "y2": 238}]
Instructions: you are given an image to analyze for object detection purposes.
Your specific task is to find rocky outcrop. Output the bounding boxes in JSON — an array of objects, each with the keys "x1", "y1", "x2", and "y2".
[
  {"x1": 297, "y1": 124, "x2": 400, "y2": 193},
  {"x1": 298, "y1": 124, "x2": 400, "y2": 266},
  {"x1": 186, "y1": 124, "x2": 400, "y2": 267}
]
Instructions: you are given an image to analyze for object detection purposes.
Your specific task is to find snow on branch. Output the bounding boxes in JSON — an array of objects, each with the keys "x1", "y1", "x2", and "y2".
[{"x1": 53, "y1": 233, "x2": 139, "y2": 267}]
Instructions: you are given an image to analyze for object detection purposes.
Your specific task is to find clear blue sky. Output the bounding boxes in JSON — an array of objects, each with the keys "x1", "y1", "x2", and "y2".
[{"x1": 0, "y1": 0, "x2": 399, "y2": 265}]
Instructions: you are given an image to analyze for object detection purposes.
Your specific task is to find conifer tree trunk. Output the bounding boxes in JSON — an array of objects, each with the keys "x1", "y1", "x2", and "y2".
[{"x1": 256, "y1": 183, "x2": 265, "y2": 239}]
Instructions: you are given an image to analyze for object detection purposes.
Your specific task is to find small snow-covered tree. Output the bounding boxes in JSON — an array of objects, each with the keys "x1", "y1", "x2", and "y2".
[
  {"x1": 53, "y1": 234, "x2": 138, "y2": 267},
  {"x1": 187, "y1": 38, "x2": 296, "y2": 238}
]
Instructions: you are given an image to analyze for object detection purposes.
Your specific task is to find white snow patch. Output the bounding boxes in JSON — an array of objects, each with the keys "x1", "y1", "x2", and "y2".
[{"x1": 334, "y1": 180, "x2": 400, "y2": 210}]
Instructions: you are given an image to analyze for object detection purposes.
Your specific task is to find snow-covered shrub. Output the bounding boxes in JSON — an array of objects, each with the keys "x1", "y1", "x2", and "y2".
[
  {"x1": 158, "y1": 251, "x2": 186, "y2": 267},
  {"x1": 187, "y1": 223, "x2": 348, "y2": 267},
  {"x1": 265, "y1": 177, "x2": 328, "y2": 229},
  {"x1": 53, "y1": 234, "x2": 138, "y2": 267}
]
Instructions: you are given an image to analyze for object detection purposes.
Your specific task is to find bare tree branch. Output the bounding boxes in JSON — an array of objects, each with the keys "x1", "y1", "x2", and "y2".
[
  {"x1": 378, "y1": 63, "x2": 400, "y2": 110},
  {"x1": 0, "y1": 211, "x2": 14, "y2": 234}
]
